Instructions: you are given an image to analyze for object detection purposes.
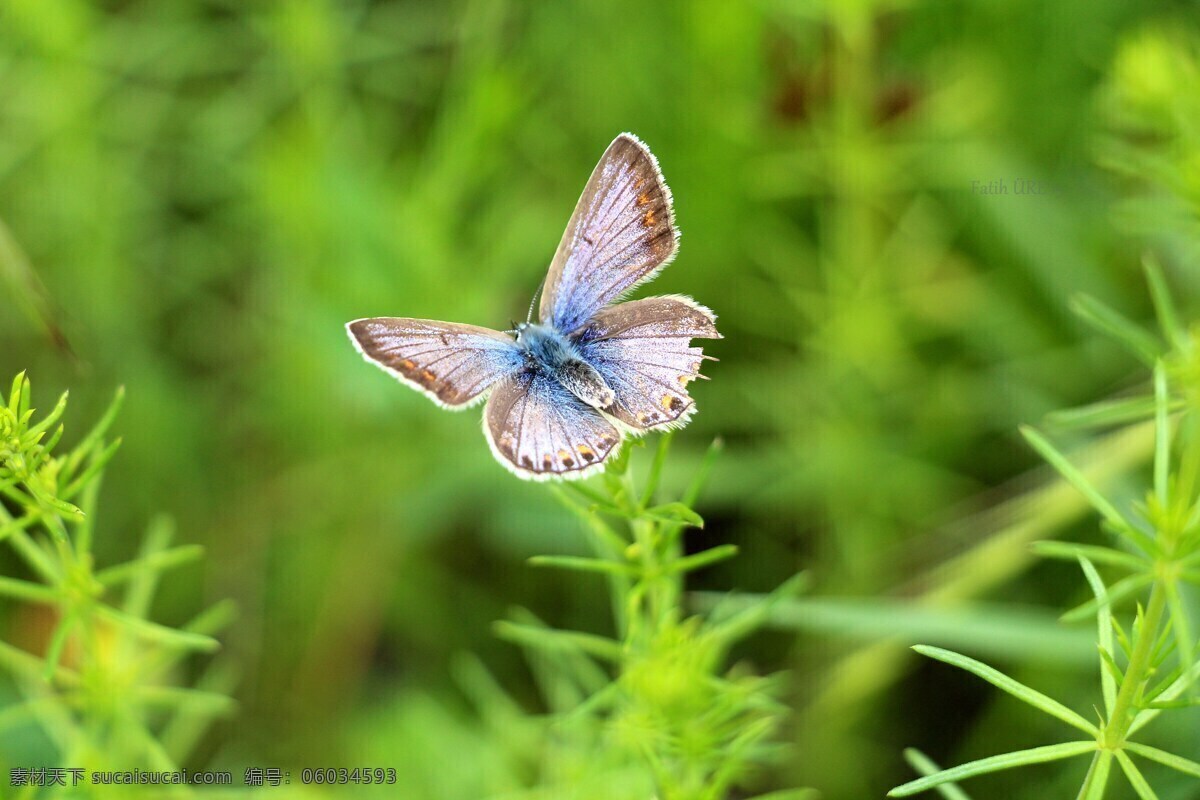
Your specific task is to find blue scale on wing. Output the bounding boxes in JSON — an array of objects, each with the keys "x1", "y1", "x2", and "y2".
[
  {"x1": 576, "y1": 296, "x2": 721, "y2": 431},
  {"x1": 484, "y1": 370, "x2": 621, "y2": 479}
]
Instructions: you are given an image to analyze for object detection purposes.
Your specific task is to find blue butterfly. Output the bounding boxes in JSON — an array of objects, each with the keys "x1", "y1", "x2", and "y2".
[{"x1": 347, "y1": 133, "x2": 720, "y2": 480}]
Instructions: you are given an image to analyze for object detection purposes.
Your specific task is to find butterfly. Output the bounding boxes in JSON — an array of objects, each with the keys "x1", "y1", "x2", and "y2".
[{"x1": 346, "y1": 133, "x2": 720, "y2": 480}]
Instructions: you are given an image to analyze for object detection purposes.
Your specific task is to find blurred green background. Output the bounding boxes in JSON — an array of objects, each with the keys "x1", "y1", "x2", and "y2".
[{"x1": 2, "y1": 0, "x2": 1199, "y2": 797}]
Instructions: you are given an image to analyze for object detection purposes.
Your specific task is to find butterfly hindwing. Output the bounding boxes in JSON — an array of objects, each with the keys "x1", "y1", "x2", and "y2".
[
  {"x1": 347, "y1": 318, "x2": 524, "y2": 408},
  {"x1": 539, "y1": 133, "x2": 679, "y2": 336},
  {"x1": 484, "y1": 370, "x2": 622, "y2": 480},
  {"x1": 575, "y1": 295, "x2": 720, "y2": 431}
]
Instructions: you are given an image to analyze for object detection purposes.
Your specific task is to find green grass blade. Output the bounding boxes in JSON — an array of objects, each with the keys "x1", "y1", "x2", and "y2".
[
  {"x1": 889, "y1": 741, "x2": 1096, "y2": 796},
  {"x1": 913, "y1": 646, "x2": 1098, "y2": 735}
]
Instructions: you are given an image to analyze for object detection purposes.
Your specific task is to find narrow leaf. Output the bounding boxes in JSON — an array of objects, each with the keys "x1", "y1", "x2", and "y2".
[
  {"x1": 1079, "y1": 557, "x2": 1117, "y2": 715},
  {"x1": 642, "y1": 502, "x2": 704, "y2": 528},
  {"x1": 493, "y1": 620, "x2": 622, "y2": 663},
  {"x1": 1046, "y1": 396, "x2": 1162, "y2": 430},
  {"x1": 666, "y1": 544, "x2": 738, "y2": 575},
  {"x1": 1078, "y1": 750, "x2": 1113, "y2": 800},
  {"x1": 94, "y1": 544, "x2": 204, "y2": 586},
  {"x1": 1021, "y1": 426, "x2": 1129, "y2": 529},
  {"x1": 888, "y1": 742, "x2": 1096, "y2": 796},
  {"x1": 1123, "y1": 743, "x2": 1200, "y2": 778},
  {"x1": 1068, "y1": 293, "x2": 1160, "y2": 365},
  {"x1": 527, "y1": 555, "x2": 637, "y2": 577},
  {"x1": 913, "y1": 646, "x2": 1098, "y2": 735},
  {"x1": 903, "y1": 749, "x2": 975, "y2": 800},
  {"x1": 1143, "y1": 253, "x2": 1184, "y2": 350},
  {"x1": 1115, "y1": 750, "x2": 1159, "y2": 800},
  {"x1": 1061, "y1": 572, "x2": 1154, "y2": 623},
  {"x1": 1031, "y1": 541, "x2": 1147, "y2": 571}
]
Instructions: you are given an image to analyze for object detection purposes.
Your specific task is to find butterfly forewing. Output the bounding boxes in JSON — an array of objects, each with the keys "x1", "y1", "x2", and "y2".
[
  {"x1": 539, "y1": 133, "x2": 678, "y2": 336},
  {"x1": 485, "y1": 370, "x2": 622, "y2": 479},
  {"x1": 348, "y1": 318, "x2": 524, "y2": 408},
  {"x1": 576, "y1": 295, "x2": 720, "y2": 431}
]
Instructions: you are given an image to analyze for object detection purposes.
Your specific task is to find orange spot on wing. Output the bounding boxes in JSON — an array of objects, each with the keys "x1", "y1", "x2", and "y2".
[
  {"x1": 636, "y1": 192, "x2": 650, "y2": 206},
  {"x1": 643, "y1": 209, "x2": 656, "y2": 227}
]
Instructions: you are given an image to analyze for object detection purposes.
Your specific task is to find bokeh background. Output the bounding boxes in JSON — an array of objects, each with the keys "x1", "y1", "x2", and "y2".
[{"x1": 2, "y1": 1, "x2": 1200, "y2": 797}]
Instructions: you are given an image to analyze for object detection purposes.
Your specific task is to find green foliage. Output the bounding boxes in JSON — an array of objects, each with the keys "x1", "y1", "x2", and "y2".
[
  {"x1": 891, "y1": 272, "x2": 1200, "y2": 798},
  {"x1": 472, "y1": 436, "x2": 809, "y2": 800},
  {"x1": 0, "y1": 373, "x2": 234, "y2": 792}
]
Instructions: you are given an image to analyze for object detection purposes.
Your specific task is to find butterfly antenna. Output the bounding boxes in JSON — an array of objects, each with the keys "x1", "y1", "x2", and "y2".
[{"x1": 525, "y1": 277, "x2": 546, "y2": 324}]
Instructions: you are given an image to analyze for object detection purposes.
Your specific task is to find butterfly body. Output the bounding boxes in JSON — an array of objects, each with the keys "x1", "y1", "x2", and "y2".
[
  {"x1": 348, "y1": 133, "x2": 721, "y2": 480},
  {"x1": 515, "y1": 322, "x2": 616, "y2": 410}
]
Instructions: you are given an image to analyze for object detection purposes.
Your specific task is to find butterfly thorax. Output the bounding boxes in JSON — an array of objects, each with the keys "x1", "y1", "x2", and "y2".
[{"x1": 516, "y1": 323, "x2": 615, "y2": 410}]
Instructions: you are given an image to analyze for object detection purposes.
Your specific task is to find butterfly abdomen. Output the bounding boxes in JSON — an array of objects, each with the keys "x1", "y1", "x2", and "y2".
[{"x1": 555, "y1": 359, "x2": 616, "y2": 410}]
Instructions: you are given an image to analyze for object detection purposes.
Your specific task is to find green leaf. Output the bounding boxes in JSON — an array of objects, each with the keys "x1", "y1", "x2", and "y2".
[
  {"x1": 1153, "y1": 362, "x2": 1170, "y2": 508},
  {"x1": 1046, "y1": 396, "x2": 1163, "y2": 430},
  {"x1": 1078, "y1": 750, "x2": 1113, "y2": 800},
  {"x1": 683, "y1": 436, "x2": 723, "y2": 507},
  {"x1": 1068, "y1": 293, "x2": 1161, "y2": 365},
  {"x1": 640, "y1": 429, "x2": 673, "y2": 509},
  {"x1": 92, "y1": 605, "x2": 220, "y2": 652},
  {"x1": 642, "y1": 502, "x2": 704, "y2": 528},
  {"x1": 1031, "y1": 541, "x2": 1147, "y2": 571},
  {"x1": 705, "y1": 572, "x2": 810, "y2": 647},
  {"x1": 1061, "y1": 572, "x2": 1154, "y2": 623},
  {"x1": 1123, "y1": 743, "x2": 1200, "y2": 778},
  {"x1": 1115, "y1": 750, "x2": 1159, "y2": 800},
  {"x1": 1021, "y1": 426, "x2": 1130, "y2": 530},
  {"x1": 527, "y1": 554, "x2": 637, "y2": 577},
  {"x1": 888, "y1": 741, "x2": 1096, "y2": 796},
  {"x1": 0, "y1": 575, "x2": 57, "y2": 604},
  {"x1": 913, "y1": 646, "x2": 1099, "y2": 735},
  {"x1": 903, "y1": 749, "x2": 975, "y2": 800},
  {"x1": 94, "y1": 544, "x2": 205, "y2": 586},
  {"x1": 1143, "y1": 253, "x2": 1184, "y2": 351},
  {"x1": 64, "y1": 385, "x2": 124, "y2": 475},
  {"x1": 666, "y1": 544, "x2": 738, "y2": 575},
  {"x1": 23, "y1": 390, "x2": 68, "y2": 440},
  {"x1": 492, "y1": 620, "x2": 622, "y2": 663},
  {"x1": 1078, "y1": 557, "x2": 1117, "y2": 715},
  {"x1": 1163, "y1": 579, "x2": 1195, "y2": 680}
]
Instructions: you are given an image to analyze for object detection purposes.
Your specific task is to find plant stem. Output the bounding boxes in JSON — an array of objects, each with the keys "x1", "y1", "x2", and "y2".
[{"x1": 1103, "y1": 582, "x2": 1168, "y2": 749}]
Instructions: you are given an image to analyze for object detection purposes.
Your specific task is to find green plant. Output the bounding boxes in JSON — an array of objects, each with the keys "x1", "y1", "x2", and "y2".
[
  {"x1": 0, "y1": 373, "x2": 235, "y2": 794},
  {"x1": 890, "y1": 263, "x2": 1200, "y2": 798},
  {"x1": 470, "y1": 435, "x2": 812, "y2": 800}
]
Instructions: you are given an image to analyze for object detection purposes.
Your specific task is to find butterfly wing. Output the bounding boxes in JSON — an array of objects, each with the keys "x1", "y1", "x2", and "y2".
[
  {"x1": 575, "y1": 295, "x2": 720, "y2": 431},
  {"x1": 539, "y1": 133, "x2": 678, "y2": 336},
  {"x1": 347, "y1": 318, "x2": 524, "y2": 408},
  {"x1": 484, "y1": 369, "x2": 622, "y2": 480}
]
